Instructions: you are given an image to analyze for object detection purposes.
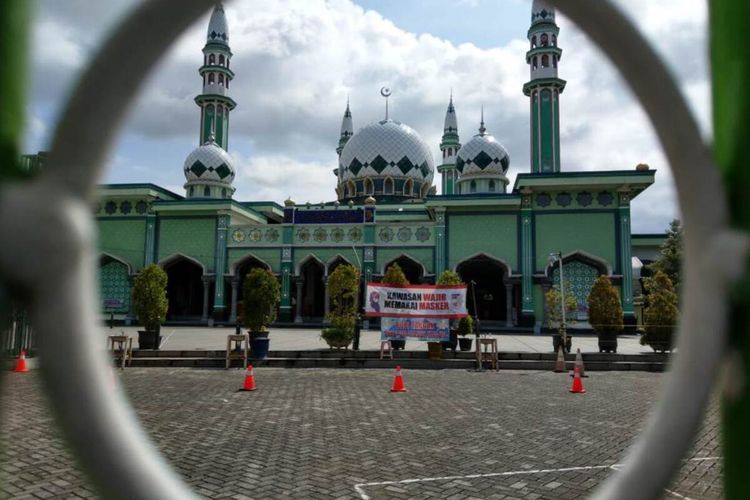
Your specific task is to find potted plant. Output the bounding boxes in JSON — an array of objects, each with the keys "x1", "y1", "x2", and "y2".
[
  {"x1": 457, "y1": 315, "x2": 474, "y2": 351},
  {"x1": 132, "y1": 264, "x2": 168, "y2": 350},
  {"x1": 544, "y1": 281, "x2": 577, "y2": 353},
  {"x1": 587, "y1": 275, "x2": 623, "y2": 353},
  {"x1": 382, "y1": 263, "x2": 409, "y2": 350},
  {"x1": 641, "y1": 271, "x2": 678, "y2": 353},
  {"x1": 322, "y1": 265, "x2": 359, "y2": 349},
  {"x1": 243, "y1": 268, "x2": 281, "y2": 360},
  {"x1": 437, "y1": 270, "x2": 463, "y2": 352}
]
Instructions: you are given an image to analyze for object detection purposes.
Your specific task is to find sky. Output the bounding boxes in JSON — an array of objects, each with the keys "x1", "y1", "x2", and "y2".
[{"x1": 25, "y1": 0, "x2": 710, "y2": 233}]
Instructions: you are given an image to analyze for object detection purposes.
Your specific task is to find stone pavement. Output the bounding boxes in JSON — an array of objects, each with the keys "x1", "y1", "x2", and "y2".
[
  {"x1": 101, "y1": 326, "x2": 657, "y2": 354},
  {"x1": 2, "y1": 369, "x2": 720, "y2": 499}
]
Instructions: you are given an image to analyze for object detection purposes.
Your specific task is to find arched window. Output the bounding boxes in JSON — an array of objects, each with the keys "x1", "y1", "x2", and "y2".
[
  {"x1": 541, "y1": 33, "x2": 549, "y2": 46},
  {"x1": 209, "y1": 54, "x2": 215, "y2": 65},
  {"x1": 222, "y1": 188, "x2": 227, "y2": 198},
  {"x1": 203, "y1": 186, "x2": 211, "y2": 197},
  {"x1": 365, "y1": 178, "x2": 374, "y2": 195},
  {"x1": 384, "y1": 178, "x2": 394, "y2": 195},
  {"x1": 470, "y1": 180, "x2": 477, "y2": 193},
  {"x1": 347, "y1": 181, "x2": 356, "y2": 198},
  {"x1": 189, "y1": 186, "x2": 194, "y2": 197},
  {"x1": 553, "y1": 55, "x2": 558, "y2": 68},
  {"x1": 219, "y1": 54, "x2": 225, "y2": 66},
  {"x1": 552, "y1": 34, "x2": 557, "y2": 47},
  {"x1": 532, "y1": 56, "x2": 538, "y2": 70},
  {"x1": 531, "y1": 35, "x2": 537, "y2": 48},
  {"x1": 218, "y1": 74, "x2": 224, "y2": 85},
  {"x1": 404, "y1": 179, "x2": 413, "y2": 196},
  {"x1": 489, "y1": 179, "x2": 496, "y2": 192},
  {"x1": 208, "y1": 73, "x2": 215, "y2": 84},
  {"x1": 542, "y1": 54, "x2": 550, "y2": 68}
]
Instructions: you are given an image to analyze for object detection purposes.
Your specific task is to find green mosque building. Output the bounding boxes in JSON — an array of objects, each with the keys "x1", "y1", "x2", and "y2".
[{"x1": 90, "y1": 2, "x2": 662, "y2": 331}]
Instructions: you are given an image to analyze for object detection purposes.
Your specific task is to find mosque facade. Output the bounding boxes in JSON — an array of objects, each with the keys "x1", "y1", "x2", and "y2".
[{"x1": 91, "y1": 2, "x2": 661, "y2": 330}]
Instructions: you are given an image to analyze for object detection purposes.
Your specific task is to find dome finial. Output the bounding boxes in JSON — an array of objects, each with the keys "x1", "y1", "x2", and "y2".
[
  {"x1": 380, "y1": 87, "x2": 392, "y2": 120},
  {"x1": 479, "y1": 106, "x2": 487, "y2": 135}
]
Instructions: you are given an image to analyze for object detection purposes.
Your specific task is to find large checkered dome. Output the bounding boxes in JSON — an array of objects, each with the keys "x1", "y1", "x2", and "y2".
[
  {"x1": 456, "y1": 131, "x2": 510, "y2": 177},
  {"x1": 339, "y1": 119, "x2": 434, "y2": 185},
  {"x1": 183, "y1": 140, "x2": 235, "y2": 185}
]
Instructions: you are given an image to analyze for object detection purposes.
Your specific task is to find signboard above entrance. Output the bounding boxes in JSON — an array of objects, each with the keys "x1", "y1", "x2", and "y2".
[{"x1": 365, "y1": 283, "x2": 468, "y2": 318}]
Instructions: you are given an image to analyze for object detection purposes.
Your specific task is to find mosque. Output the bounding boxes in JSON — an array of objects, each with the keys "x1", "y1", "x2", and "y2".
[{"x1": 88, "y1": 2, "x2": 663, "y2": 330}]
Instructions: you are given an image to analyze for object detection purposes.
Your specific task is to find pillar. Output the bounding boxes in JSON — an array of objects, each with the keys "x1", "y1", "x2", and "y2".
[
  {"x1": 323, "y1": 275, "x2": 330, "y2": 322},
  {"x1": 541, "y1": 283, "x2": 551, "y2": 335},
  {"x1": 294, "y1": 278, "x2": 303, "y2": 323},
  {"x1": 212, "y1": 215, "x2": 229, "y2": 321},
  {"x1": 519, "y1": 191, "x2": 536, "y2": 326},
  {"x1": 505, "y1": 283, "x2": 514, "y2": 328},
  {"x1": 618, "y1": 190, "x2": 635, "y2": 325},
  {"x1": 229, "y1": 277, "x2": 240, "y2": 324},
  {"x1": 144, "y1": 214, "x2": 156, "y2": 266},
  {"x1": 434, "y1": 207, "x2": 447, "y2": 274},
  {"x1": 125, "y1": 274, "x2": 135, "y2": 326},
  {"x1": 201, "y1": 275, "x2": 212, "y2": 324}
]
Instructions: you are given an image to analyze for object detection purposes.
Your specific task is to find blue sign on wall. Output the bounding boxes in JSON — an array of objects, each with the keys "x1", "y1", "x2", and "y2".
[{"x1": 381, "y1": 317, "x2": 450, "y2": 342}]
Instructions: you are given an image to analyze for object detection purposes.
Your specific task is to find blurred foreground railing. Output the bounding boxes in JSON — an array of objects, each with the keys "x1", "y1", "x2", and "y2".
[{"x1": 1, "y1": 305, "x2": 34, "y2": 357}]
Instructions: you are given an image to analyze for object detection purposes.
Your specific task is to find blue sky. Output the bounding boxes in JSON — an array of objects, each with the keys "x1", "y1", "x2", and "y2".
[{"x1": 26, "y1": 0, "x2": 709, "y2": 233}]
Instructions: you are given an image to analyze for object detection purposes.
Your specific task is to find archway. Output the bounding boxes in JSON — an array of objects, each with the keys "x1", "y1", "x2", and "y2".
[
  {"x1": 234, "y1": 256, "x2": 272, "y2": 307},
  {"x1": 327, "y1": 255, "x2": 352, "y2": 276},
  {"x1": 298, "y1": 258, "x2": 325, "y2": 321},
  {"x1": 456, "y1": 255, "x2": 508, "y2": 322},
  {"x1": 547, "y1": 253, "x2": 608, "y2": 321},
  {"x1": 162, "y1": 257, "x2": 205, "y2": 320},
  {"x1": 384, "y1": 255, "x2": 424, "y2": 284},
  {"x1": 99, "y1": 255, "x2": 130, "y2": 314}
]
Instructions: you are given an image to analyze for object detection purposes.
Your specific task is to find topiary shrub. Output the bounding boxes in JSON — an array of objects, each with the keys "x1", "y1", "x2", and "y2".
[
  {"x1": 325, "y1": 264, "x2": 359, "y2": 344},
  {"x1": 243, "y1": 268, "x2": 281, "y2": 333},
  {"x1": 132, "y1": 264, "x2": 168, "y2": 332},
  {"x1": 544, "y1": 281, "x2": 577, "y2": 328},
  {"x1": 641, "y1": 271, "x2": 678, "y2": 352},
  {"x1": 587, "y1": 275, "x2": 623, "y2": 334},
  {"x1": 436, "y1": 270, "x2": 462, "y2": 286},
  {"x1": 383, "y1": 263, "x2": 409, "y2": 286},
  {"x1": 456, "y1": 315, "x2": 474, "y2": 336}
]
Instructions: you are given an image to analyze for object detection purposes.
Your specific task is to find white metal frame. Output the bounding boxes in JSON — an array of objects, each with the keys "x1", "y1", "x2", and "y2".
[{"x1": 0, "y1": 1, "x2": 747, "y2": 499}]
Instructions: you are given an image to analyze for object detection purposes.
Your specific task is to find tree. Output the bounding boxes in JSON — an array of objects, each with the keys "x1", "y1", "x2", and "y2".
[
  {"x1": 383, "y1": 263, "x2": 409, "y2": 285},
  {"x1": 326, "y1": 264, "x2": 360, "y2": 334},
  {"x1": 544, "y1": 281, "x2": 577, "y2": 328},
  {"x1": 587, "y1": 275, "x2": 623, "y2": 334},
  {"x1": 436, "y1": 270, "x2": 462, "y2": 286},
  {"x1": 132, "y1": 264, "x2": 168, "y2": 332},
  {"x1": 648, "y1": 219, "x2": 682, "y2": 290},
  {"x1": 242, "y1": 268, "x2": 280, "y2": 333},
  {"x1": 641, "y1": 271, "x2": 679, "y2": 351}
]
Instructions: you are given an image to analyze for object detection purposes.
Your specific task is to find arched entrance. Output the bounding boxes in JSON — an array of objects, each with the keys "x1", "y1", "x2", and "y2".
[
  {"x1": 456, "y1": 255, "x2": 508, "y2": 323},
  {"x1": 547, "y1": 254, "x2": 607, "y2": 321},
  {"x1": 99, "y1": 255, "x2": 130, "y2": 314},
  {"x1": 231, "y1": 256, "x2": 272, "y2": 324},
  {"x1": 384, "y1": 255, "x2": 424, "y2": 284},
  {"x1": 297, "y1": 257, "x2": 325, "y2": 322},
  {"x1": 327, "y1": 255, "x2": 352, "y2": 276},
  {"x1": 162, "y1": 257, "x2": 206, "y2": 321}
]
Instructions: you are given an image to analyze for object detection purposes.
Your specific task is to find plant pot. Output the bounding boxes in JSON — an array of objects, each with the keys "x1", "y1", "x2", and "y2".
[
  {"x1": 391, "y1": 339, "x2": 406, "y2": 350},
  {"x1": 427, "y1": 341, "x2": 443, "y2": 360},
  {"x1": 649, "y1": 340, "x2": 671, "y2": 353},
  {"x1": 324, "y1": 337, "x2": 352, "y2": 350},
  {"x1": 250, "y1": 332, "x2": 270, "y2": 360},
  {"x1": 597, "y1": 331, "x2": 618, "y2": 353},
  {"x1": 441, "y1": 331, "x2": 458, "y2": 352},
  {"x1": 552, "y1": 335, "x2": 572, "y2": 354},
  {"x1": 458, "y1": 337, "x2": 473, "y2": 351},
  {"x1": 137, "y1": 330, "x2": 161, "y2": 350}
]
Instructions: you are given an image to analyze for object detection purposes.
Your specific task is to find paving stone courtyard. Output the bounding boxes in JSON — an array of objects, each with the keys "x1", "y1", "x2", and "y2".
[{"x1": 2, "y1": 369, "x2": 721, "y2": 499}]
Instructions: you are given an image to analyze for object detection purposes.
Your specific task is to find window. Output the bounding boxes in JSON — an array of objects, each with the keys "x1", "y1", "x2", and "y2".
[
  {"x1": 553, "y1": 56, "x2": 558, "y2": 68},
  {"x1": 552, "y1": 34, "x2": 557, "y2": 47},
  {"x1": 532, "y1": 56, "x2": 538, "y2": 70},
  {"x1": 470, "y1": 180, "x2": 477, "y2": 193},
  {"x1": 208, "y1": 54, "x2": 215, "y2": 65},
  {"x1": 531, "y1": 35, "x2": 537, "y2": 48},
  {"x1": 218, "y1": 74, "x2": 224, "y2": 85},
  {"x1": 384, "y1": 178, "x2": 394, "y2": 195},
  {"x1": 404, "y1": 179, "x2": 413, "y2": 196},
  {"x1": 203, "y1": 186, "x2": 210, "y2": 197},
  {"x1": 208, "y1": 73, "x2": 215, "y2": 84},
  {"x1": 189, "y1": 186, "x2": 194, "y2": 197},
  {"x1": 222, "y1": 188, "x2": 227, "y2": 198},
  {"x1": 347, "y1": 181, "x2": 356, "y2": 198},
  {"x1": 219, "y1": 54, "x2": 225, "y2": 66},
  {"x1": 489, "y1": 179, "x2": 496, "y2": 192},
  {"x1": 542, "y1": 55, "x2": 549, "y2": 68},
  {"x1": 365, "y1": 179, "x2": 374, "y2": 195},
  {"x1": 541, "y1": 33, "x2": 549, "y2": 46}
]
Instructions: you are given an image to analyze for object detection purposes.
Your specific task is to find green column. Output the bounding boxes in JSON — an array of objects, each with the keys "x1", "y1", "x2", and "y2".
[
  {"x1": 279, "y1": 223, "x2": 293, "y2": 322},
  {"x1": 520, "y1": 193, "x2": 535, "y2": 326},
  {"x1": 434, "y1": 208, "x2": 446, "y2": 274},
  {"x1": 713, "y1": 0, "x2": 750, "y2": 495},
  {"x1": 212, "y1": 214, "x2": 228, "y2": 320},
  {"x1": 617, "y1": 192, "x2": 635, "y2": 322},
  {"x1": 143, "y1": 214, "x2": 156, "y2": 266}
]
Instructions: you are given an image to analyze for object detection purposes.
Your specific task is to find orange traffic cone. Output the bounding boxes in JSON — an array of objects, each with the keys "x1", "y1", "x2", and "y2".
[
  {"x1": 554, "y1": 346, "x2": 566, "y2": 373},
  {"x1": 390, "y1": 365, "x2": 407, "y2": 393},
  {"x1": 13, "y1": 351, "x2": 29, "y2": 373},
  {"x1": 570, "y1": 366, "x2": 586, "y2": 394},
  {"x1": 240, "y1": 365, "x2": 257, "y2": 391},
  {"x1": 571, "y1": 348, "x2": 588, "y2": 378}
]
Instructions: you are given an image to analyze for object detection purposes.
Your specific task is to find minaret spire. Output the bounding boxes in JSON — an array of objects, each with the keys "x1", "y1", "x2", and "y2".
[
  {"x1": 196, "y1": 2, "x2": 236, "y2": 150},
  {"x1": 524, "y1": 0, "x2": 566, "y2": 173},
  {"x1": 336, "y1": 99, "x2": 354, "y2": 157},
  {"x1": 479, "y1": 106, "x2": 486, "y2": 135},
  {"x1": 438, "y1": 93, "x2": 461, "y2": 195}
]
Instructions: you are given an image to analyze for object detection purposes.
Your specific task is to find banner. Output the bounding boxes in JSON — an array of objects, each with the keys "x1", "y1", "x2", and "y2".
[
  {"x1": 365, "y1": 283, "x2": 468, "y2": 318},
  {"x1": 381, "y1": 317, "x2": 450, "y2": 342}
]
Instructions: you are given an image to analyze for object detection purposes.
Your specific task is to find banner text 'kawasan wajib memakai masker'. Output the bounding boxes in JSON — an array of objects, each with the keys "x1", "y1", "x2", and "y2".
[{"x1": 364, "y1": 283, "x2": 468, "y2": 318}]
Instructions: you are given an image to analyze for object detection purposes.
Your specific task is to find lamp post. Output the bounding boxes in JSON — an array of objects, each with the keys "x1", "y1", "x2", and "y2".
[{"x1": 549, "y1": 252, "x2": 567, "y2": 349}]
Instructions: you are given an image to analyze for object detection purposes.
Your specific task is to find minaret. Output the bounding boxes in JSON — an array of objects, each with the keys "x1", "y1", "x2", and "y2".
[
  {"x1": 437, "y1": 93, "x2": 461, "y2": 195},
  {"x1": 195, "y1": 3, "x2": 236, "y2": 150},
  {"x1": 523, "y1": 0, "x2": 566, "y2": 174}
]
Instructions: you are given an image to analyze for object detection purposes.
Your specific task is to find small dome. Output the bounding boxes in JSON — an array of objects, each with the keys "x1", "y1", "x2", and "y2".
[
  {"x1": 339, "y1": 119, "x2": 434, "y2": 184},
  {"x1": 183, "y1": 139, "x2": 235, "y2": 184},
  {"x1": 531, "y1": 0, "x2": 556, "y2": 25},
  {"x1": 207, "y1": 4, "x2": 229, "y2": 44},
  {"x1": 456, "y1": 128, "x2": 510, "y2": 177}
]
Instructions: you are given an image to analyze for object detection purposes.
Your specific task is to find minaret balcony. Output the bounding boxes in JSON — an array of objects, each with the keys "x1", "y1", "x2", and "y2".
[
  {"x1": 201, "y1": 83, "x2": 229, "y2": 97},
  {"x1": 523, "y1": 77, "x2": 567, "y2": 96},
  {"x1": 525, "y1": 46, "x2": 562, "y2": 63},
  {"x1": 199, "y1": 65, "x2": 235, "y2": 79}
]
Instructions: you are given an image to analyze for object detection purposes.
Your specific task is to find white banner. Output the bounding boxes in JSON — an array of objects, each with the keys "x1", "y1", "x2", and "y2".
[{"x1": 365, "y1": 283, "x2": 468, "y2": 318}]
